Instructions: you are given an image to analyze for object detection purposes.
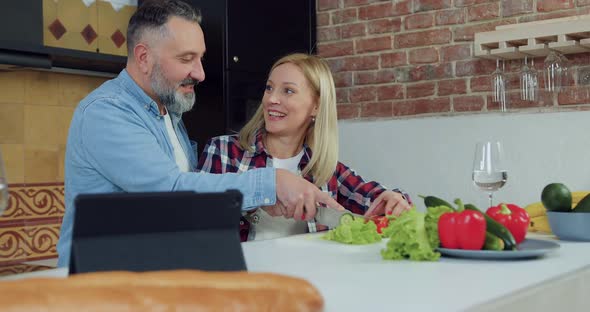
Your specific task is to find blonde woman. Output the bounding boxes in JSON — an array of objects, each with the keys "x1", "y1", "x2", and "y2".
[{"x1": 198, "y1": 53, "x2": 411, "y2": 241}]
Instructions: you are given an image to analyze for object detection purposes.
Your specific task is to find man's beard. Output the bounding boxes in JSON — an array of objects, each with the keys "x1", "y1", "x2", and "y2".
[{"x1": 150, "y1": 62, "x2": 197, "y2": 115}]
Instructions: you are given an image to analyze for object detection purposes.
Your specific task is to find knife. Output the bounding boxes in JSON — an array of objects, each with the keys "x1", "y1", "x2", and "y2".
[{"x1": 314, "y1": 206, "x2": 369, "y2": 229}]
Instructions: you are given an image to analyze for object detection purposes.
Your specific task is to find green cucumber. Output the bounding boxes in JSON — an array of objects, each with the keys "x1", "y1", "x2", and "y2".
[
  {"x1": 419, "y1": 195, "x2": 455, "y2": 209},
  {"x1": 573, "y1": 193, "x2": 590, "y2": 212},
  {"x1": 483, "y1": 232, "x2": 504, "y2": 251},
  {"x1": 339, "y1": 213, "x2": 355, "y2": 225},
  {"x1": 465, "y1": 203, "x2": 516, "y2": 251}
]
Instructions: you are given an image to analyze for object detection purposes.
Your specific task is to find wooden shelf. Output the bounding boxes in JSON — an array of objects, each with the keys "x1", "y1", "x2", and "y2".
[{"x1": 474, "y1": 15, "x2": 590, "y2": 60}]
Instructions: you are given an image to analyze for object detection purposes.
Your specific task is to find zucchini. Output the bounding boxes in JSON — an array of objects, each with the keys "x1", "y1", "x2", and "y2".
[
  {"x1": 483, "y1": 232, "x2": 504, "y2": 251},
  {"x1": 465, "y1": 203, "x2": 516, "y2": 250},
  {"x1": 339, "y1": 213, "x2": 354, "y2": 225},
  {"x1": 419, "y1": 195, "x2": 455, "y2": 209},
  {"x1": 573, "y1": 193, "x2": 590, "y2": 213}
]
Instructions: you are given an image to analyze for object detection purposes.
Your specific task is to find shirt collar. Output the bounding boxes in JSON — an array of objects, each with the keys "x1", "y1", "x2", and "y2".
[
  {"x1": 247, "y1": 129, "x2": 312, "y2": 166},
  {"x1": 117, "y1": 69, "x2": 162, "y2": 118}
]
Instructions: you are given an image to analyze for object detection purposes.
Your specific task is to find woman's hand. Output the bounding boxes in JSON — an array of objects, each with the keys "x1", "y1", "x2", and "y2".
[{"x1": 364, "y1": 191, "x2": 411, "y2": 217}]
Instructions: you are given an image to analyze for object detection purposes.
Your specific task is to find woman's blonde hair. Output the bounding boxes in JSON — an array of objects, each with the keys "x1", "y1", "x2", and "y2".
[{"x1": 238, "y1": 53, "x2": 339, "y2": 187}]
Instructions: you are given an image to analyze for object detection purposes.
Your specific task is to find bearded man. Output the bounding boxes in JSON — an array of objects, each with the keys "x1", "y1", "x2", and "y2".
[{"x1": 57, "y1": 0, "x2": 342, "y2": 267}]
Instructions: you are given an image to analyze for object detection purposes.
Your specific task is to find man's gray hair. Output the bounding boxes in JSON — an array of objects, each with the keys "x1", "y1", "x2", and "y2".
[{"x1": 126, "y1": 0, "x2": 201, "y2": 56}]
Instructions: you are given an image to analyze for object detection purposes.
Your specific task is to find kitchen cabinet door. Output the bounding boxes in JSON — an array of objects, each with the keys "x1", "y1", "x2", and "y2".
[{"x1": 226, "y1": 0, "x2": 316, "y2": 73}]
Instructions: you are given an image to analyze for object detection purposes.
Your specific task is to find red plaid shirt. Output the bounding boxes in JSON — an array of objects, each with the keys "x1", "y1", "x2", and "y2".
[{"x1": 197, "y1": 130, "x2": 410, "y2": 241}]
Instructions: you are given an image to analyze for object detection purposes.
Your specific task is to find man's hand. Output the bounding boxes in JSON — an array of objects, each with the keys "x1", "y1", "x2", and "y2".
[
  {"x1": 275, "y1": 169, "x2": 344, "y2": 221},
  {"x1": 364, "y1": 190, "x2": 411, "y2": 217}
]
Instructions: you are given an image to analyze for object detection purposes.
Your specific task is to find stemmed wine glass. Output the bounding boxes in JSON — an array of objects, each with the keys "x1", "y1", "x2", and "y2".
[
  {"x1": 472, "y1": 141, "x2": 507, "y2": 209},
  {"x1": 0, "y1": 151, "x2": 8, "y2": 216}
]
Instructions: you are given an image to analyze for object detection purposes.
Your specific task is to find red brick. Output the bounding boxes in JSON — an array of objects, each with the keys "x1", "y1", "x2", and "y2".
[
  {"x1": 504, "y1": 91, "x2": 552, "y2": 109},
  {"x1": 438, "y1": 79, "x2": 467, "y2": 96},
  {"x1": 381, "y1": 51, "x2": 407, "y2": 68},
  {"x1": 579, "y1": 0, "x2": 590, "y2": 6},
  {"x1": 317, "y1": 13, "x2": 330, "y2": 26},
  {"x1": 558, "y1": 86, "x2": 590, "y2": 105},
  {"x1": 440, "y1": 44, "x2": 471, "y2": 62},
  {"x1": 337, "y1": 104, "x2": 360, "y2": 119},
  {"x1": 407, "y1": 82, "x2": 436, "y2": 98},
  {"x1": 454, "y1": 21, "x2": 515, "y2": 42},
  {"x1": 318, "y1": 26, "x2": 341, "y2": 41},
  {"x1": 350, "y1": 86, "x2": 377, "y2": 102},
  {"x1": 405, "y1": 13, "x2": 434, "y2": 30},
  {"x1": 318, "y1": 0, "x2": 339, "y2": 11},
  {"x1": 537, "y1": 0, "x2": 574, "y2": 12},
  {"x1": 392, "y1": 97, "x2": 451, "y2": 116},
  {"x1": 367, "y1": 18, "x2": 402, "y2": 34},
  {"x1": 435, "y1": 9, "x2": 465, "y2": 25},
  {"x1": 454, "y1": 0, "x2": 489, "y2": 6},
  {"x1": 501, "y1": 0, "x2": 533, "y2": 17},
  {"x1": 328, "y1": 56, "x2": 380, "y2": 72},
  {"x1": 470, "y1": 76, "x2": 493, "y2": 92},
  {"x1": 336, "y1": 88, "x2": 350, "y2": 103},
  {"x1": 356, "y1": 36, "x2": 392, "y2": 53},
  {"x1": 377, "y1": 85, "x2": 404, "y2": 100},
  {"x1": 409, "y1": 63, "x2": 453, "y2": 81},
  {"x1": 317, "y1": 41, "x2": 354, "y2": 58},
  {"x1": 333, "y1": 72, "x2": 353, "y2": 88},
  {"x1": 361, "y1": 102, "x2": 393, "y2": 118},
  {"x1": 453, "y1": 95, "x2": 485, "y2": 112},
  {"x1": 359, "y1": 2, "x2": 393, "y2": 20},
  {"x1": 456, "y1": 59, "x2": 496, "y2": 77},
  {"x1": 343, "y1": 0, "x2": 371, "y2": 7},
  {"x1": 467, "y1": 3, "x2": 499, "y2": 22},
  {"x1": 332, "y1": 8, "x2": 358, "y2": 24},
  {"x1": 341, "y1": 23, "x2": 366, "y2": 38},
  {"x1": 414, "y1": 0, "x2": 451, "y2": 12},
  {"x1": 395, "y1": 29, "x2": 451, "y2": 48},
  {"x1": 354, "y1": 70, "x2": 396, "y2": 85},
  {"x1": 409, "y1": 47, "x2": 438, "y2": 64}
]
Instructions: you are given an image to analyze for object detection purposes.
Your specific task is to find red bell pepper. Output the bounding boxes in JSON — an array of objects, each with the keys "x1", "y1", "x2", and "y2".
[
  {"x1": 371, "y1": 216, "x2": 389, "y2": 234},
  {"x1": 438, "y1": 210, "x2": 487, "y2": 250},
  {"x1": 486, "y1": 203, "x2": 530, "y2": 244}
]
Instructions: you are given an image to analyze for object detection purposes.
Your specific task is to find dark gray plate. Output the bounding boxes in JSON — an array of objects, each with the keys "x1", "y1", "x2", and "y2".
[{"x1": 437, "y1": 238, "x2": 560, "y2": 260}]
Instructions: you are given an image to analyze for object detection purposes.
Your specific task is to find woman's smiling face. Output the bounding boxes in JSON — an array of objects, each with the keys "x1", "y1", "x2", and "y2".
[{"x1": 262, "y1": 62, "x2": 318, "y2": 137}]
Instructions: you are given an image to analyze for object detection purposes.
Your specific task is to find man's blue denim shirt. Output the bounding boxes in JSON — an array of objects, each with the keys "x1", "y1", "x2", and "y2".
[{"x1": 57, "y1": 69, "x2": 276, "y2": 267}]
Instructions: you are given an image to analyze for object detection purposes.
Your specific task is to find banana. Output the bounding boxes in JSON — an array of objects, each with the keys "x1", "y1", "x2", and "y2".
[
  {"x1": 524, "y1": 202, "x2": 546, "y2": 218},
  {"x1": 528, "y1": 215, "x2": 552, "y2": 233}
]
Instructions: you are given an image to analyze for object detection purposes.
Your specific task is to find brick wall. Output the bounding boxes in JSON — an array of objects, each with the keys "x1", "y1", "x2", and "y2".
[{"x1": 316, "y1": 0, "x2": 590, "y2": 120}]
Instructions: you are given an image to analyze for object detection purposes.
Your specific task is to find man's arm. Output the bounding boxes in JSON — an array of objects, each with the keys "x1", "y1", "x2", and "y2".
[{"x1": 79, "y1": 101, "x2": 276, "y2": 210}]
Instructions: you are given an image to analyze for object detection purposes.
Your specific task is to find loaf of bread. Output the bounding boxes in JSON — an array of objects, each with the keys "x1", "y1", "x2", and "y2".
[{"x1": 0, "y1": 270, "x2": 324, "y2": 312}]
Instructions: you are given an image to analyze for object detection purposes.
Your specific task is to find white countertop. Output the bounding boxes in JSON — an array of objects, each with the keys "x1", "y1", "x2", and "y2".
[{"x1": 3, "y1": 233, "x2": 590, "y2": 311}]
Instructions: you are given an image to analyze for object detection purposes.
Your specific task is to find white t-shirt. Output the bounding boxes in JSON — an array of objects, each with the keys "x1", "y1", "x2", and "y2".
[
  {"x1": 163, "y1": 112, "x2": 190, "y2": 172},
  {"x1": 252, "y1": 148, "x2": 308, "y2": 241}
]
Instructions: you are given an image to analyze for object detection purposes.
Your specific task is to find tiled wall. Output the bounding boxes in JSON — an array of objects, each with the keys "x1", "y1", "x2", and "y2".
[
  {"x1": 0, "y1": 70, "x2": 107, "y2": 267},
  {"x1": 0, "y1": 70, "x2": 107, "y2": 184}
]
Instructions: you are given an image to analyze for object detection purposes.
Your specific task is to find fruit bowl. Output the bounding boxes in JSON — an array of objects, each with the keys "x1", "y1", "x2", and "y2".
[{"x1": 546, "y1": 211, "x2": 590, "y2": 241}]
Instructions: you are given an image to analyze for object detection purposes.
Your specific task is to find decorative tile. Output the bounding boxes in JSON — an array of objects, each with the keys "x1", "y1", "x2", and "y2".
[
  {"x1": 0, "y1": 183, "x2": 64, "y2": 264},
  {"x1": 48, "y1": 19, "x2": 66, "y2": 40},
  {"x1": 81, "y1": 24, "x2": 98, "y2": 45},
  {"x1": 0, "y1": 263, "x2": 54, "y2": 277},
  {"x1": 111, "y1": 29, "x2": 126, "y2": 48}
]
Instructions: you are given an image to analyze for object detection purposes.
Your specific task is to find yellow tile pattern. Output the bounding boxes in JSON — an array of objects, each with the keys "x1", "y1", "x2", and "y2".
[
  {"x1": 1, "y1": 184, "x2": 65, "y2": 221},
  {"x1": 43, "y1": 0, "x2": 98, "y2": 53},
  {"x1": 43, "y1": 0, "x2": 135, "y2": 56},
  {"x1": 0, "y1": 70, "x2": 108, "y2": 184},
  {"x1": 98, "y1": 1, "x2": 135, "y2": 56}
]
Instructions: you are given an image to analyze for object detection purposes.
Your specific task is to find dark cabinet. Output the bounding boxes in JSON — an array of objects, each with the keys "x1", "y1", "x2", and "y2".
[{"x1": 180, "y1": 0, "x2": 316, "y2": 155}]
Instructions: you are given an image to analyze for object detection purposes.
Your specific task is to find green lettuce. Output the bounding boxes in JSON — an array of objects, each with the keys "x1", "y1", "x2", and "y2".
[
  {"x1": 424, "y1": 205, "x2": 454, "y2": 248},
  {"x1": 323, "y1": 217, "x2": 381, "y2": 244},
  {"x1": 381, "y1": 209, "x2": 440, "y2": 261}
]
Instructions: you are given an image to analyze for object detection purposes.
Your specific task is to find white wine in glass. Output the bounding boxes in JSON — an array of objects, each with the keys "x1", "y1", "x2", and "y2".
[
  {"x1": 472, "y1": 141, "x2": 507, "y2": 209},
  {"x1": 0, "y1": 151, "x2": 8, "y2": 215}
]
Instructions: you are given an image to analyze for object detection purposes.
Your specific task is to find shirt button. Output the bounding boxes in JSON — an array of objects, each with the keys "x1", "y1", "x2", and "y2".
[
  {"x1": 144, "y1": 105, "x2": 148, "y2": 109},
  {"x1": 239, "y1": 221, "x2": 244, "y2": 225},
  {"x1": 156, "y1": 116, "x2": 161, "y2": 120},
  {"x1": 263, "y1": 198, "x2": 270, "y2": 204}
]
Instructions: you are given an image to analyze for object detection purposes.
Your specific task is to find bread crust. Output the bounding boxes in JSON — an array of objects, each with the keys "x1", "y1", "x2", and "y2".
[{"x1": 0, "y1": 270, "x2": 324, "y2": 312}]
